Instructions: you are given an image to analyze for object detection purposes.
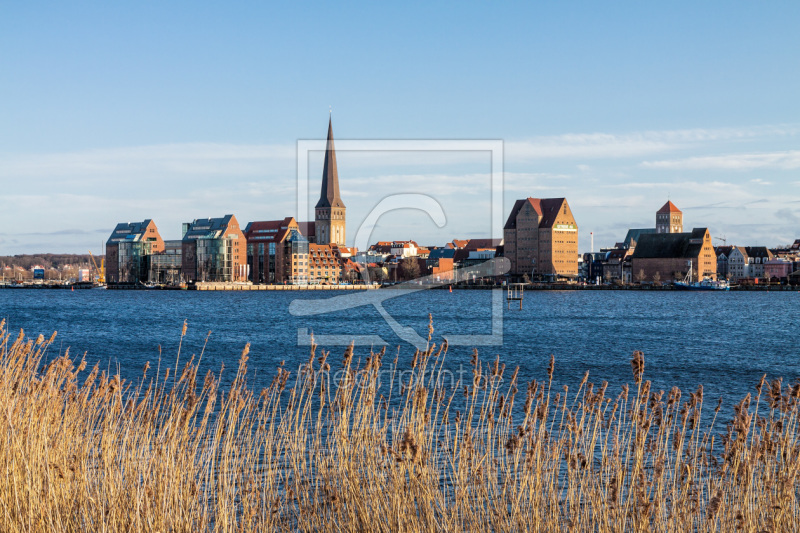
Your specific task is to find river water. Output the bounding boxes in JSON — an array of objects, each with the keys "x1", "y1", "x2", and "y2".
[{"x1": 1, "y1": 289, "x2": 798, "y2": 408}]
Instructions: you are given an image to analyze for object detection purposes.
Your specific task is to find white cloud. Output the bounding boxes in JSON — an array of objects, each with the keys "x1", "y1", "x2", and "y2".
[
  {"x1": 506, "y1": 123, "x2": 800, "y2": 161},
  {"x1": 641, "y1": 150, "x2": 800, "y2": 170},
  {"x1": 1, "y1": 122, "x2": 799, "y2": 253},
  {"x1": 0, "y1": 143, "x2": 297, "y2": 180}
]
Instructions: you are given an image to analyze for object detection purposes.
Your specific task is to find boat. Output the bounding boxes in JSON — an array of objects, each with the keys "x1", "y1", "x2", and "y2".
[
  {"x1": 673, "y1": 260, "x2": 730, "y2": 291},
  {"x1": 674, "y1": 278, "x2": 730, "y2": 291},
  {"x1": 674, "y1": 261, "x2": 731, "y2": 291}
]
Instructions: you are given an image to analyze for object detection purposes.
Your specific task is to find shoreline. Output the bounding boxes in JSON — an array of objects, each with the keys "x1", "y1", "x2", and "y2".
[{"x1": 1, "y1": 282, "x2": 796, "y2": 291}]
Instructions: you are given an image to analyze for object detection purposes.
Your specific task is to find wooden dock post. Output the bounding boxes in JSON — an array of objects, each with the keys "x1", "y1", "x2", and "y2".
[{"x1": 507, "y1": 283, "x2": 524, "y2": 310}]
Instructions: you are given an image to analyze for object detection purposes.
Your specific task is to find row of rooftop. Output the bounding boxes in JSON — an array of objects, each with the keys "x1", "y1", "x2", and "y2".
[
  {"x1": 95, "y1": 119, "x2": 799, "y2": 286},
  {"x1": 586, "y1": 201, "x2": 800, "y2": 284}
]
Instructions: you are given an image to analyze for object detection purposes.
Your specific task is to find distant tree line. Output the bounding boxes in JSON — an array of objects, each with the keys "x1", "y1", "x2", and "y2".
[{"x1": 0, "y1": 254, "x2": 103, "y2": 270}]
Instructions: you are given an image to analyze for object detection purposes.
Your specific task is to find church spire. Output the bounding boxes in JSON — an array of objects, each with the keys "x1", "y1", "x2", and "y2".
[{"x1": 316, "y1": 117, "x2": 344, "y2": 209}]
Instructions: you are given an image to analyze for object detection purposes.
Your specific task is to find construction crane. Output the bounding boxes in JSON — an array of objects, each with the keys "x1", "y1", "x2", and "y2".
[
  {"x1": 88, "y1": 251, "x2": 106, "y2": 284},
  {"x1": 715, "y1": 235, "x2": 727, "y2": 246}
]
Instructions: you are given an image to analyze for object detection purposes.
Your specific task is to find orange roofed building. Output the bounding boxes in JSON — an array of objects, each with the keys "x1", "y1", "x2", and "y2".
[
  {"x1": 503, "y1": 197, "x2": 579, "y2": 280},
  {"x1": 656, "y1": 201, "x2": 683, "y2": 234},
  {"x1": 244, "y1": 217, "x2": 302, "y2": 284},
  {"x1": 308, "y1": 243, "x2": 349, "y2": 283}
]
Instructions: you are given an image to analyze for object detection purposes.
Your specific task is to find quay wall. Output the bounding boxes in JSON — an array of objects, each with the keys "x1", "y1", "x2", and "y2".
[{"x1": 190, "y1": 283, "x2": 378, "y2": 291}]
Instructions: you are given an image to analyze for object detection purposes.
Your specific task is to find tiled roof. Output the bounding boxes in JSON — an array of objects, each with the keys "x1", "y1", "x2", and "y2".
[
  {"x1": 504, "y1": 198, "x2": 567, "y2": 230},
  {"x1": 537, "y1": 198, "x2": 567, "y2": 228},
  {"x1": 715, "y1": 245, "x2": 733, "y2": 257},
  {"x1": 731, "y1": 246, "x2": 749, "y2": 260},
  {"x1": 244, "y1": 217, "x2": 296, "y2": 243},
  {"x1": 464, "y1": 238, "x2": 502, "y2": 250},
  {"x1": 744, "y1": 246, "x2": 773, "y2": 260},
  {"x1": 657, "y1": 201, "x2": 682, "y2": 214},
  {"x1": 631, "y1": 228, "x2": 709, "y2": 259},
  {"x1": 623, "y1": 228, "x2": 656, "y2": 248}
]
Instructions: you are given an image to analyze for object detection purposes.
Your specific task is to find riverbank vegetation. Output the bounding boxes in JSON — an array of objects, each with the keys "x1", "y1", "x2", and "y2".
[{"x1": 1, "y1": 318, "x2": 798, "y2": 531}]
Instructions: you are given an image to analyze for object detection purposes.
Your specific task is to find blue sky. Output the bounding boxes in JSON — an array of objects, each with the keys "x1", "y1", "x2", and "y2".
[{"x1": 1, "y1": 2, "x2": 799, "y2": 254}]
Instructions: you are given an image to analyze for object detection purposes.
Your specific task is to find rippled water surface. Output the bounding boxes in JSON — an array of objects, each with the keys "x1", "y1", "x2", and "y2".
[{"x1": 1, "y1": 289, "x2": 798, "y2": 405}]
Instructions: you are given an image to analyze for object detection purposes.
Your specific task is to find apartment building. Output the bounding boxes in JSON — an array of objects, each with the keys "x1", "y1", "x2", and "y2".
[
  {"x1": 106, "y1": 219, "x2": 165, "y2": 283},
  {"x1": 181, "y1": 215, "x2": 246, "y2": 283},
  {"x1": 244, "y1": 217, "x2": 300, "y2": 284}
]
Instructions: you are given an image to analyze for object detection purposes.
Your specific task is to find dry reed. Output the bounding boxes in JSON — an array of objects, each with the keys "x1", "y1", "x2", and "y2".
[{"x1": 0, "y1": 317, "x2": 798, "y2": 532}]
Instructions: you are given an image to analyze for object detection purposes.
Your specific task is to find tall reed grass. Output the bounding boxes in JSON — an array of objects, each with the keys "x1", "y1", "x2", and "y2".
[{"x1": 0, "y1": 316, "x2": 798, "y2": 531}]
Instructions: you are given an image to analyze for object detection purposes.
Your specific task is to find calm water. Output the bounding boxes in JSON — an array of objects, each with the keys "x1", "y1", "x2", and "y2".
[{"x1": 1, "y1": 289, "x2": 798, "y2": 407}]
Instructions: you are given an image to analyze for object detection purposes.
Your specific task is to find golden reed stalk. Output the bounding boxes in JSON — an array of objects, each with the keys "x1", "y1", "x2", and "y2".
[{"x1": 0, "y1": 316, "x2": 798, "y2": 532}]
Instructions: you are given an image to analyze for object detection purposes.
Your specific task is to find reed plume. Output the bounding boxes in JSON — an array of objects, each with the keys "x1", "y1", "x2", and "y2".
[{"x1": 0, "y1": 322, "x2": 797, "y2": 532}]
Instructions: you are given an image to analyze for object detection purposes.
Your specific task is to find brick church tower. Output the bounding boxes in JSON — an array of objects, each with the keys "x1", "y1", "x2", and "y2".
[
  {"x1": 315, "y1": 117, "x2": 346, "y2": 246},
  {"x1": 656, "y1": 200, "x2": 682, "y2": 234}
]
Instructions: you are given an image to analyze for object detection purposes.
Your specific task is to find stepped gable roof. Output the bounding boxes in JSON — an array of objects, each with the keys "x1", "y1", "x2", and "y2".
[
  {"x1": 107, "y1": 219, "x2": 155, "y2": 244},
  {"x1": 504, "y1": 197, "x2": 567, "y2": 230},
  {"x1": 744, "y1": 246, "x2": 773, "y2": 260},
  {"x1": 182, "y1": 215, "x2": 237, "y2": 241},
  {"x1": 657, "y1": 201, "x2": 682, "y2": 214},
  {"x1": 243, "y1": 217, "x2": 296, "y2": 244},
  {"x1": 315, "y1": 117, "x2": 345, "y2": 209},
  {"x1": 297, "y1": 221, "x2": 315, "y2": 238},
  {"x1": 631, "y1": 228, "x2": 709, "y2": 259},
  {"x1": 623, "y1": 228, "x2": 656, "y2": 248}
]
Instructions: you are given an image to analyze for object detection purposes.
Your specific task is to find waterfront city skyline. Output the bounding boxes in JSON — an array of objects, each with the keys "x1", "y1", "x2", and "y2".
[{"x1": 1, "y1": 2, "x2": 799, "y2": 255}]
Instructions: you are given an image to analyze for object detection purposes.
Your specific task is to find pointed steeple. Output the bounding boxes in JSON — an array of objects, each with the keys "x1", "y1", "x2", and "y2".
[{"x1": 316, "y1": 117, "x2": 345, "y2": 209}]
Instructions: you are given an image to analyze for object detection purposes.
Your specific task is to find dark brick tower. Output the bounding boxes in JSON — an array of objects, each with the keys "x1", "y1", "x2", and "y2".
[{"x1": 315, "y1": 117, "x2": 346, "y2": 246}]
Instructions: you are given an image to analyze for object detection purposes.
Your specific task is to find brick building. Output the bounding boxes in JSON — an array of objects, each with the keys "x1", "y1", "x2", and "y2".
[
  {"x1": 181, "y1": 215, "x2": 247, "y2": 282},
  {"x1": 503, "y1": 197, "x2": 579, "y2": 280},
  {"x1": 631, "y1": 228, "x2": 716, "y2": 282},
  {"x1": 244, "y1": 217, "x2": 300, "y2": 283},
  {"x1": 106, "y1": 219, "x2": 164, "y2": 284},
  {"x1": 307, "y1": 243, "x2": 348, "y2": 283},
  {"x1": 427, "y1": 248, "x2": 456, "y2": 282}
]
